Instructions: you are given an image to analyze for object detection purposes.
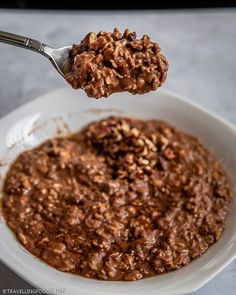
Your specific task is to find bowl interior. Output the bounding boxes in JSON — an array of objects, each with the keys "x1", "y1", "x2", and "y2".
[{"x1": 0, "y1": 88, "x2": 235, "y2": 295}]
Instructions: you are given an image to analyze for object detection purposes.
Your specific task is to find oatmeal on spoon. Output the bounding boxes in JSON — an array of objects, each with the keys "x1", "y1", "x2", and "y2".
[
  {"x1": 0, "y1": 28, "x2": 168, "y2": 98},
  {"x1": 66, "y1": 28, "x2": 168, "y2": 98}
]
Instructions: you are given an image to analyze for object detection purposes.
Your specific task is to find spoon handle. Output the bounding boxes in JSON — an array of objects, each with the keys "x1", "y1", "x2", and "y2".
[
  {"x1": 0, "y1": 30, "x2": 47, "y2": 54},
  {"x1": 0, "y1": 30, "x2": 70, "y2": 78}
]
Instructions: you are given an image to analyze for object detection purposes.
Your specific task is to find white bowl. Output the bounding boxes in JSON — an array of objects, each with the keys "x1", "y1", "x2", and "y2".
[{"x1": 0, "y1": 88, "x2": 235, "y2": 295}]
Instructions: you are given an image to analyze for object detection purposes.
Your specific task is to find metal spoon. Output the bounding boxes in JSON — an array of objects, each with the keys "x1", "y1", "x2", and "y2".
[{"x1": 0, "y1": 30, "x2": 72, "y2": 78}]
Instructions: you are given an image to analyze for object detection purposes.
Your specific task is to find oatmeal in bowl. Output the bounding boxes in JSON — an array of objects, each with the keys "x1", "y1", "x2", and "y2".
[
  {"x1": 1, "y1": 116, "x2": 232, "y2": 281},
  {"x1": 0, "y1": 87, "x2": 235, "y2": 295}
]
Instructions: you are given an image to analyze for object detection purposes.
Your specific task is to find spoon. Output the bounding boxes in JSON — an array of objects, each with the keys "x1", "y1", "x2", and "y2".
[{"x1": 0, "y1": 30, "x2": 72, "y2": 78}]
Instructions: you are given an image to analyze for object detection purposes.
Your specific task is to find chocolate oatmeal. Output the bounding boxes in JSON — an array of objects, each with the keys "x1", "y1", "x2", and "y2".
[
  {"x1": 65, "y1": 29, "x2": 168, "y2": 98},
  {"x1": 2, "y1": 117, "x2": 231, "y2": 281}
]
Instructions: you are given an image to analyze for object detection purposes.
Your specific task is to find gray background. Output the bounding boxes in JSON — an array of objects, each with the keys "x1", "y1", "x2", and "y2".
[{"x1": 0, "y1": 8, "x2": 236, "y2": 295}]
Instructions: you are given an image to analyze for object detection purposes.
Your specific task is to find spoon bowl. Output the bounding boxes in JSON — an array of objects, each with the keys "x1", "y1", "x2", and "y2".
[{"x1": 43, "y1": 45, "x2": 72, "y2": 77}]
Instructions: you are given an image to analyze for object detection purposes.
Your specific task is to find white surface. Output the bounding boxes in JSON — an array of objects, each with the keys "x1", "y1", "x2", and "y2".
[
  {"x1": 0, "y1": 8, "x2": 236, "y2": 295},
  {"x1": 0, "y1": 88, "x2": 236, "y2": 295}
]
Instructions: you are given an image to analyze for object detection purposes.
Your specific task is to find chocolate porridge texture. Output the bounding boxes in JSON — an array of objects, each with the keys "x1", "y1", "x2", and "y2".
[
  {"x1": 65, "y1": 29, "x2": 168, "y2": 98},
  {"x1": 2, "y1": 117, "x2": 231, "y2": 281}
]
